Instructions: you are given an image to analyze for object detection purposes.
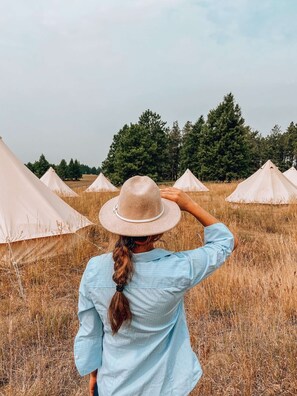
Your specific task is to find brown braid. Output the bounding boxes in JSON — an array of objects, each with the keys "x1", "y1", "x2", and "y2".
[
  {"x1": 108, "y1": 234, "x2": 162, "y2": 334},
  {"x1": 108, "y1": 236, "x2": 134, "y2": 334}
]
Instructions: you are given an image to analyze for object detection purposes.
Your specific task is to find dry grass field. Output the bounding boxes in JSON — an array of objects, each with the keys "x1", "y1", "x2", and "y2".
[{"x1": 0, "y1": 176, "x2": 296, "y2": 396}]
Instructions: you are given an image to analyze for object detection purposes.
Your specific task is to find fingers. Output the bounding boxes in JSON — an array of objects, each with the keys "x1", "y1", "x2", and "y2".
[
  {"x1": 160, "y1": 187, "x2": 180, "y2": 193},
  {"x1": 160, "y1": 191, "x2": 180, "y2": 201},
  {"x1": 160, "y1": 187, "x2": 196, "y2": 212},
  {"x1": 160, "y1": 187, "x2": 182, "y2": 197}
]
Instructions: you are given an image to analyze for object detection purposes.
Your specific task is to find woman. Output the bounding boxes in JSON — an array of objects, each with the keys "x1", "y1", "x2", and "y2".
[{"x1": 74, "y1": 176, "x2": 237, "y2": 396}]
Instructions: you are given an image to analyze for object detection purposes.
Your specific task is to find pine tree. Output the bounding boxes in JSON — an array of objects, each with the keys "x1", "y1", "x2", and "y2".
[
  {"x1": 264, "y1": 125, "x2": 286, "y2": 171},
  {"x1": 244, "y1": 129, "x2": 265, "y2": 173},
  {"x1": 102, "y1": 110, "x2": 170, "y2": 184},
  {"x1": 200, "y1": 93, "x2": 251, "y2": 181},
  {"x1": 79, "y1": 164, "x2": 101, "y2": 175},
  {"x1": 115, "y1": 123, "x2": 158, "y2": 183},
  {"x1": 57, "y1": 159, "x2": 69, "y2": 180},
  {"x1": 79, "y1": 164, "x2": 90, "y2": 174},
  {"x1": 68, "y1": 158, "x2": 75, "y2": 180},
  {"x1": 73, "y1": 159, "x2": 82, "y2": 180},
  {"x1": 34, "y1": 154, "x2": 50, "y2": 178},
  {"x1": 168, "y1": 121, "x2": 181, "y2": 180},
  {"x1": 138, "y1": 110, "x2": 170, "y2": 180},
  {"x1": 179, "y1": 121, "x2": 193, "y2": 173},
  {"x1": 180, "y1": 117, "x2": 205, "y2": 177},
  {"x1": 26, "y1": 162, "x2": 35, "y2": 173},
  {"x1": 284, "y1": 122, "x2": 297, "y2": 167},
  {"x1": 101, "y1": 125, "x2": 129, "y2": 179}
]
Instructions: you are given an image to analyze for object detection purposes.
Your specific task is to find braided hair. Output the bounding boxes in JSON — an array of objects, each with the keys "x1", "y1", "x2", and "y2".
[{"x1": 108, "y1": 235, "x2": 161, "y2": 334}]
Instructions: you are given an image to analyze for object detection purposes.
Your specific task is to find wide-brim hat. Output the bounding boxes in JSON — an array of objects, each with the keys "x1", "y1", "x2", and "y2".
[{"x1": 99, "y1": 176, "x2": 181, "y2": 236}]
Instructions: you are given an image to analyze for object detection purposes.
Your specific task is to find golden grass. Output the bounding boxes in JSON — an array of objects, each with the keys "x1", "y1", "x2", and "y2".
[
  {"x1": 66, "y1": 174, "x2": 98, "y2": 190},
  {"x1": 0, "y1": 180, "x2": 296, "y2": 395}
]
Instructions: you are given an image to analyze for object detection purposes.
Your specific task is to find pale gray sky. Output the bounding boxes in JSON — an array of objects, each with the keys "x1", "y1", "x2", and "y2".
[{"x1": 1, "y1": 0, "x2": 297, "y2": 167}]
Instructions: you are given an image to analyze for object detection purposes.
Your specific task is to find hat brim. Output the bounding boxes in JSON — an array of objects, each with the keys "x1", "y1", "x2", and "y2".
[{"x1": 99, "y1": 196, "x2": 181, "y2": 237}]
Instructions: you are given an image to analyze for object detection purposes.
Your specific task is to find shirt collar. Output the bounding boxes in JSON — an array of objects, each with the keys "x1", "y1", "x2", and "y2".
[{"x1": 132, "y1": 248, "x2": 173, "y2": 263}]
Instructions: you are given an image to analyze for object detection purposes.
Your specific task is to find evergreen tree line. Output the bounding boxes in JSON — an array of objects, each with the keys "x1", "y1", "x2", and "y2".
[
  {"x1": 26, "y1": 155, "x2": 101, "y2": 180},
  {"x1": 102, "y1": 93, "x2": 297, "y2": 184}
]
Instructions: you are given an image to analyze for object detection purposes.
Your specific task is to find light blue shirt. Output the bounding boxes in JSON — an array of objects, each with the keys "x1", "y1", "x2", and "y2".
[{"x1": 74, "y1": 223, "x2": 234, "y2": 396}]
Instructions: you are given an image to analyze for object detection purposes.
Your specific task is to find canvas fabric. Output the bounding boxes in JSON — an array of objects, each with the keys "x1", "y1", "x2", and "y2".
[
  {"x1": 226, "y1": 160, "x2": 297, "y2": 204},
  {"x1": 0, "y1": 137, "x2": 92, "y2": 244},
  {"x1": 173, "y1": 169, "x2": 209, "y2": 192},
  {"x1": 283, "y1": 167, "x2": 297, "y2": 187},
  {"x1": 85, "y1": 173, "x2": 118, "y2": 192},
  {"x1": 0, "y1": 228, "x2": 90, "y2": 265},
  {"x1": 40, "y1": 167, "x2": 78, "y2": 197}
]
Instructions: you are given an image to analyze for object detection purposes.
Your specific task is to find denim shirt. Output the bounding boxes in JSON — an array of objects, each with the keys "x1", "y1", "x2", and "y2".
[{"x1": 74, "y1": 223, "x2": 234, "y2": 396}]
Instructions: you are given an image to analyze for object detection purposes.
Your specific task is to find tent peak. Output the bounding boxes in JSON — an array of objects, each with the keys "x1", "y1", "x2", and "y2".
[
  {"x1": 261, "y1": 159, "x2": 277, "y2": 170},
  {"x1": 173, "y1": 169, "x2": 209, "y2": 192},
  {"x1": 40, "y1": 166, "x2": 78, "y2": 197},
  {"x1": 85, "y1": 172, "x2": 118, "y2": 192}
]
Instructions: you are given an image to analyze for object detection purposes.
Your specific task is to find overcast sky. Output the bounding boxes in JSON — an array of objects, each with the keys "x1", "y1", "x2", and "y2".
[{"x1": 1, "y1": 0, "x2": 297, "y2": 167}]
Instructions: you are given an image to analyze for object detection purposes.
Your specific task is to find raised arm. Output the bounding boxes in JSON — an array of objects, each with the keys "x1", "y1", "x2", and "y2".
[
  {"x1": 160, "y1": 187, "x2": 238, "y2": 248},
  {"x1": 161, "y1": 187, "x2": 237, "y2": 288}
]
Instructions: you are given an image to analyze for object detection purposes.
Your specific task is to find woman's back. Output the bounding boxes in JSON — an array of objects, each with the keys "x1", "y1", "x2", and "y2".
[{"x1": 75, "y1": 223, "x2": 234, "y2": 395}]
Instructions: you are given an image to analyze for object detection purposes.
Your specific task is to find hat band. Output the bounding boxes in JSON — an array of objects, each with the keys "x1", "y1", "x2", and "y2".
[{"x1": 113, "y1": 204, "x2": 165, "y2": 223}]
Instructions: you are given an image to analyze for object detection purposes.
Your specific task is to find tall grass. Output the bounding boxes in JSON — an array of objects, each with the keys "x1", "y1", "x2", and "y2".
[{"x1": 0, "y1": 182, "x2": 296, "y2": 395}]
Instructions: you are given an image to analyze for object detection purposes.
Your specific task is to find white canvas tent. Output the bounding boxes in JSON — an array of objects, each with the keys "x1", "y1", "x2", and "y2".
[
  {"x1": 283, "y1": 166, "x2": 297, "y2": 187},
  {"x1": 226, "y1": 160, "x2": 297, "y2": 204},
  {"x1": 0, "y1": 137, "x2": 92, "y2": 263},
  {"x1": 40, "y1": 167, "x2": 78, "y2": 197},
  {"x1": 173, "y1": 169, "x2": 209, "y2": 192},
  {"x1": 85, "y1": 172, "x2": 118, "y2": 192}
]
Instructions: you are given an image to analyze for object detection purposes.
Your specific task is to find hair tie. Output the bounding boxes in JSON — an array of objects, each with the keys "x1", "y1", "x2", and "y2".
[{"x1": 116, "y1": 284, "x2": 125, "y2": 292}]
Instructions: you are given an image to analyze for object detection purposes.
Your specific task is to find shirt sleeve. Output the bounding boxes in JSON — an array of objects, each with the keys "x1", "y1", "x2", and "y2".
[
  {"x1": 182, "y1": 223, "x2": 235, "y2": 289},
  {"x1": 74, "y1": 260, "x2": 103, "y2": 376}
]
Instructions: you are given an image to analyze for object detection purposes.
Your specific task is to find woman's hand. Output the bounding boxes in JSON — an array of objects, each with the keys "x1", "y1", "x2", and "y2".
[
  {"x1": 161, "y1": 187, "x2": 220, "y2": 227},
  {"x1": 89, "y1": 370, "x2": 98, "y2": 396},
  {"x1": 160, "y1": 187, "x2": 195, "y2": 211}
]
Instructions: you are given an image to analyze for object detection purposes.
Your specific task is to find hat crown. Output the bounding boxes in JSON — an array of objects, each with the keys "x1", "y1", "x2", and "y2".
[{"x1": 117, "y1": 176, "x2": 162, "y2": 221}]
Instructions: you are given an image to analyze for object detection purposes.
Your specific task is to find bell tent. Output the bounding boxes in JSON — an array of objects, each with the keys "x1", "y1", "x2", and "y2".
[
  {"x1": 173, "y1": 169, "x2": 209, "y2": 192},
  {"x1": 226, "y1": 160, "x2": 297, "y2": 204},
  {"x1": 283, "y1": 166, "x2": 297, "y2": 187},
  {"x1": 85, "y1": 172, "x2": 118, "y2": 192},
  {"x1": 0, "y1": 137, "x2": 92, "y2": 263},
  {"x1": 40, "y1": 167, "x2": 78, "y2": 197}
]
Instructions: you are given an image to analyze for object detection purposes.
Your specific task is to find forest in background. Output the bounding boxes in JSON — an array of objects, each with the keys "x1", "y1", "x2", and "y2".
[
  {"x1": 26, "y1": 156, "x2": 101, "y2": 181},
  {"x1": 27, "y1": 93, "x2": 297, "y2": 184},
  {"x1": 102, "y1": 93, "x2": 297, "y2": 184}
]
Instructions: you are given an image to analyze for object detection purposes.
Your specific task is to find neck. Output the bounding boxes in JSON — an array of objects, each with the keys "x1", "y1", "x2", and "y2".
[{"x1": 132, "y1": 243, "x2": 155, "y2": 253}]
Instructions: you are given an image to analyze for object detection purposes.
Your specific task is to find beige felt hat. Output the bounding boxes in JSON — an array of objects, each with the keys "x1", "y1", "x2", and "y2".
[{"x1": 99, "y1": 176, "x2": 181, "y2": 236}]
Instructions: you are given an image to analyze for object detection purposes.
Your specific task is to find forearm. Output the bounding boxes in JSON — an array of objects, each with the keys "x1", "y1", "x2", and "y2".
[
  {"x1": 160, "y1": 187, "x2": 238, "y2": 249},
  {"x1": 184, "y1": 200, "x2": 219, "y2": 227},
  {"x1": 186, "y1": 202, "x2": 238, "y2": 247}
]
